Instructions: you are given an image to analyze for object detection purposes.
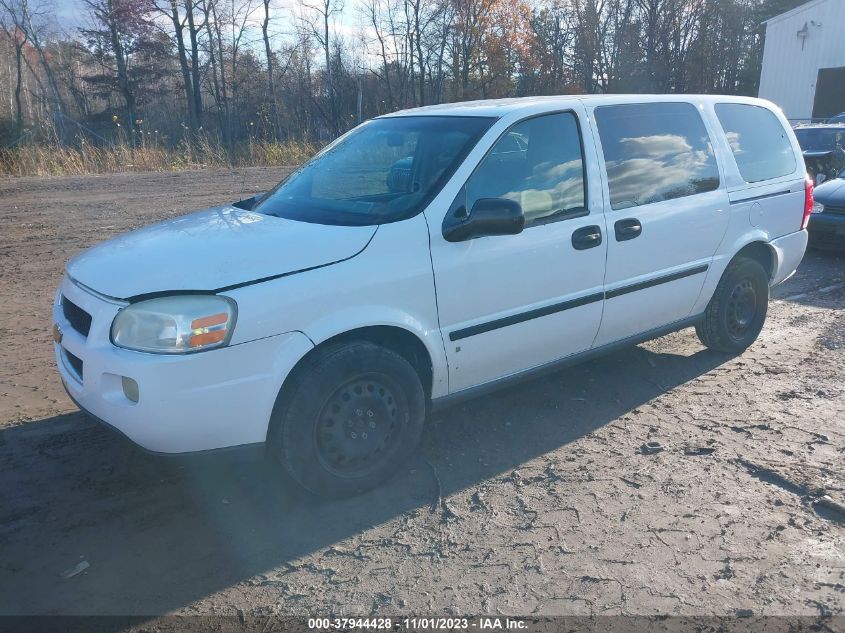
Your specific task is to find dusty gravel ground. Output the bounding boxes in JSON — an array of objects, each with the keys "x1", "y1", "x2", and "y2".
[{"x1": 0, "y1": 169, "x2": 843, "y2": 619}]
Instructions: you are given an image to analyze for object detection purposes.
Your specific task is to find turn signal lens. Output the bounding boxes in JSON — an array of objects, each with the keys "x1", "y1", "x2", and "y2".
[
  {"x1": 191, "y1": 313, "x2": 228, "y2": 329},
  {"x1": 189, "y1": 329, "x2": 227, "y2": 347},
  {"x1": 189, "y1": 312, "x2": 229, "y2": 348}
]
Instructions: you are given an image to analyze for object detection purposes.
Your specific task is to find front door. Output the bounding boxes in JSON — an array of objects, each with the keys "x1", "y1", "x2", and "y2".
[
  {"x1": 427, "y1": 109, "x2": 608, "y2": 394},
  {"x1": 588, "y1": 101, "x2": 731, "y2": 346}
]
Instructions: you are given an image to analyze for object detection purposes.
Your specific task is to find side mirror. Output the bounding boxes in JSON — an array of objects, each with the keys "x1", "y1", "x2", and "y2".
[{"x1": 443, "y1": 197, "x2": 525, "y2": 242}]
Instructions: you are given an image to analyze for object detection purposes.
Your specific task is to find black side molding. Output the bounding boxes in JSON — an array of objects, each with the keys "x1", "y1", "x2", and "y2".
[
  {"x1": 449, "y1": 263, "x2": 709, "y2": 341},
  {"x1": 605, "y1": 264, "x2": 708, "y2": 299},
  {"x1": 449, "y1": 292, "x2": 604, "y2": 341},
  {"x1": 433, "y1": 314, "x2": 705, "y2": 412}
]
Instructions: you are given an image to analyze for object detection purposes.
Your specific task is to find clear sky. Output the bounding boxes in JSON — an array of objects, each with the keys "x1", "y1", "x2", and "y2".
[{"x1": 52, "y1": 0, "x2": 85, "y2": 31}]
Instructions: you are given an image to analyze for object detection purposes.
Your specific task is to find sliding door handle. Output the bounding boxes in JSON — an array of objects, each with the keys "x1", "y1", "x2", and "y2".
[{"x1": 614, "y1": 218, "x2": 642, "y2": 241}]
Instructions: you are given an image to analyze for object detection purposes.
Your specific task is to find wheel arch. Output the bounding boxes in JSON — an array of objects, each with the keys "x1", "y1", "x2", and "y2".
[
  {"x1": 309, "y1": 325, "x2": 435, "y2": 398},
  {"x1": 692, "y1": 235, "x2": 777, "y2": 316},
  {"x1": 731, "y1": 240, "x2": 776, "y2": 281},
  {"x1": 268, "y1": 324, "x2": 437, "y2": 444}
]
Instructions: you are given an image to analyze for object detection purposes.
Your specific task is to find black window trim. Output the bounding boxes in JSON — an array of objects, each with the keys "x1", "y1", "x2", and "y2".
[
  {"x1": 593, "y1": 100, "x2": 722, "y2": 211},
  {"x1": 728, "y1": 188, "x2": 793, "y2": 205},
  {"x1": 454, "y1": 108, "x2": 591, "y2": 230},
  {"x1": 713, "y1": 101, "x2": 798, "y2": 185}
]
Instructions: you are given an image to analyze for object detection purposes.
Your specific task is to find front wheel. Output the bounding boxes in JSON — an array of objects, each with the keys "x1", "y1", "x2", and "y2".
[
  {"x1": 696, "y1": 257, "x2": 769, "y2": 353},
  {"x1": 267, "y1": 341, "x2": 426, "y2": 497}
]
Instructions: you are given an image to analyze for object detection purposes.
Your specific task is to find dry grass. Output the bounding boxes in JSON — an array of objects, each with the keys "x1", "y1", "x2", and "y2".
[{"x1": 0, "y1": 137, "x2": 317, "y2": 177}]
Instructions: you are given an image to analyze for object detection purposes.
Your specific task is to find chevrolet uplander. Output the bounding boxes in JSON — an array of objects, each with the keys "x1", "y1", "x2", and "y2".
[{"x1": 54, "y1": 95, "x2": 810, "y2": 496}]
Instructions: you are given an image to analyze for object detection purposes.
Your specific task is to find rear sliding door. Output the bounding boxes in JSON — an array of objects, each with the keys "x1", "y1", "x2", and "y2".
[{"x1": 589, "y1": 101, "x2": 730, "y2": 346}]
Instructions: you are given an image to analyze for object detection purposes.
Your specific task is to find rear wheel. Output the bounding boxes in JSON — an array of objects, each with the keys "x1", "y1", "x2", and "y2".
[
  {"x1": 696, "y1": 257, "x2": 769, "y2": 353},
  {"x1": 267, "y1": 341, "x2": 425, "y2": 497}
]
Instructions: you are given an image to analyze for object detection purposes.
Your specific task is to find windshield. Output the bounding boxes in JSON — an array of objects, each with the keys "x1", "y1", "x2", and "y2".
[
  {"x1": 794, "y1": 127, "x2": 845, "y2": 152},
  {"x1": 255, "y1": 116, "x2": 494, "y2": 226}
]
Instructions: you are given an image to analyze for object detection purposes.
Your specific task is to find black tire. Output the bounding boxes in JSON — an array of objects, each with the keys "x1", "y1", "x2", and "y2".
[
  {"x1": 267, "y1": 341, "x2": 425, "y2": 498},
  {"x1": 695, "y1": 257, "x2": 769, "y2": 353}
]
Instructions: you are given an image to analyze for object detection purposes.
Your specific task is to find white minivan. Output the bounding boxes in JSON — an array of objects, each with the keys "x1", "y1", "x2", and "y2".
[{"x1": 54, "y1": 95, "x2": 810, "y2": 496}]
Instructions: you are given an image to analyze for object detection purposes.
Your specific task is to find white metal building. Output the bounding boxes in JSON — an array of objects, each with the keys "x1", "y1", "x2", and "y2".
[{"x1": 758, "y1": 0, "x2": 845, "y2": 121}]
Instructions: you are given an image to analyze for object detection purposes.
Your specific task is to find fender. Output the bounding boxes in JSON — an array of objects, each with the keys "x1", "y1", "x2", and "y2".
[
  {"x1": 303, "y1": 308, "x2": 449, "y2": 398},
  {"x1": 222, "y1": 213, "x2": 448, "y2": 397},
  {"x1": 689, "y1": 229, "x2": 777, "y2": 316}
]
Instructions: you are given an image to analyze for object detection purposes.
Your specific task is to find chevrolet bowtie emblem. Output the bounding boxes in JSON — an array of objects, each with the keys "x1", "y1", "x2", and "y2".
[{"x1": 52, "y1": 323, "x2": 63, "y2": 344}]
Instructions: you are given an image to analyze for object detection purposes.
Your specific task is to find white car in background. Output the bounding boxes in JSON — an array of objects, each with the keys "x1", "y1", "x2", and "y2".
[{"x1": 54, "y1": 94, "x2": 810, "y2": 497}]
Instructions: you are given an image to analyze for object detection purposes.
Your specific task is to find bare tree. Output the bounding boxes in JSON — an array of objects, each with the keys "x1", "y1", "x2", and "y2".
[
  {"x1": 301, "y1": 0, "x2": 343, "y2": 134},
  {"x1": 0, "y1": 0, "x2": 27, "y2": 133},
  {"x1": 199, "y1": 0, "x2": 228, "y2": 141},
  {"x1": 262, "y1": 0, "x2": 280, "y2": 137},
  {"x1": 2, "y1": 0, "x2": 66, "y2": 132},
  {"x1": 185, "y1": 0, "x2": 203, "y2": 126},
  {"x1": 227, "y1": 0, "x2": 260, "y2": 139},
  {"x1": 152, "y1": 0, "x2": 203, "y2": 132},
  {"x1": 0, "y1": 0, "x2": 792, "y2": 154}
]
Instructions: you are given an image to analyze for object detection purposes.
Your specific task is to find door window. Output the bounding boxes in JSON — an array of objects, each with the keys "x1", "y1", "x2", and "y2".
[
  {"x1": 465, "y1": 112, "x2": 587, "y2": 227},
  {"x1": 715, "y1": 103, "x2": 797, "y2": 183},
  {"x1": 595, "y1": 102, "x2": 720, "y2": 210}
]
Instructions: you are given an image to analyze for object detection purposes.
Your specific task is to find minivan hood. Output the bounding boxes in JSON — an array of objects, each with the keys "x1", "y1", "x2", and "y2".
[{"x1": 67, "y1": 206, "x2": 377, "y2": 300}]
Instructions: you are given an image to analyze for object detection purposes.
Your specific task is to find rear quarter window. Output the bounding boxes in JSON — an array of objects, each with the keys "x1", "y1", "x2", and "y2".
[
  {"x1": 595, "y1": 102, "x2": 720, "y2": 210},
  {"x1": 715, "y1": 103, "x2": 797, "y2": 183}
]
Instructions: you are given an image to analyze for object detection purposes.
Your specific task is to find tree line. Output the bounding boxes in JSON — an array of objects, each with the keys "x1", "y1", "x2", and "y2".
[{"x1": 0, "y1": 0, "x2": 805, "y2": 155}]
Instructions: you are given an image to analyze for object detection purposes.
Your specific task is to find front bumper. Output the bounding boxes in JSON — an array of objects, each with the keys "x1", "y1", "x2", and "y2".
[
  {"x1": 54, "y1": 276, "x2": 313, "y2": 453},
  {"x1": 808, "y1": 213, "x2": 845, "y2": 250}
]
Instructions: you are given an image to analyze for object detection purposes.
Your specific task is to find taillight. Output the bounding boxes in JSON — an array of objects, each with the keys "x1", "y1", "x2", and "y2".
[{"x1": 802, "y1": 176, "x2": 814, "y2": 230}]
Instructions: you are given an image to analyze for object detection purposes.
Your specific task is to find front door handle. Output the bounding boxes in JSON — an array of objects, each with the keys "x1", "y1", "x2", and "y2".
[
  {"x1": 614, "y1": 218, "x2": 642, "y2": 241},
  {"x1": 572, "y1": 225, "x2": 603, "y2": 250}
]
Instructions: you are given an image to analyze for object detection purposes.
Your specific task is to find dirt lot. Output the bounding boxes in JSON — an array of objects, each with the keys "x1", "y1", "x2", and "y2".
[{"x1": 0, "y1": 169, "x2": 843, "y2": 619}]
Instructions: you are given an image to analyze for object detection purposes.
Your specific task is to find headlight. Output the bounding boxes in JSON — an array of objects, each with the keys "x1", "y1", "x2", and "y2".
[
  {"x1": 111, "y1": 295, "x2": 237, "y2": 354},
  {"x1": 811, "y1": 200, "x2": 825, "y2": 214}
]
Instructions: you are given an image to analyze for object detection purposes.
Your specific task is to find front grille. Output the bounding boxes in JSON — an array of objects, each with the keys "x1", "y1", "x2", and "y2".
[
  {"x1": 824, "y1": 205, "x2": 845, "y2": 215},
  {"x1": 62, "y1": 296, "x2": 92, "y2": 338},
  {"x1": 63, "y1": 349, "x2": 83, "y2": 380}
]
